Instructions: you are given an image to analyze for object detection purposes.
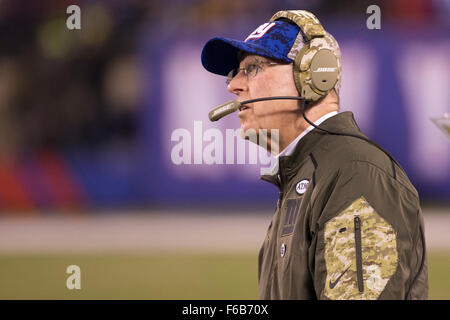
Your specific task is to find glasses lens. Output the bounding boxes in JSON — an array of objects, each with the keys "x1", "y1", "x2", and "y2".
[
  {"x1": 246, "y1": 63, "x2": 259, "y2": 78},
  {"x1": 226, "y1": 61, "x2": 275, "y2": 85},
  {"x1": 226, "y1": 68, "x2": 237, "y2": 85}
]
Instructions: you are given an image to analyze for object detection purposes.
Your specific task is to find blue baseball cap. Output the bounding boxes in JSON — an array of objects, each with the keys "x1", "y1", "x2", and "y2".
[{"x1": 201, "y1": 20, "x2": 301, "y2": 76}]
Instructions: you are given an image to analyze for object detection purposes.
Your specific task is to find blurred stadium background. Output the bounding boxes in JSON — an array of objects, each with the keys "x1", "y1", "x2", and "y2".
[{"x1": 0, "y1": 0, "x2": 448, "y2": 299}]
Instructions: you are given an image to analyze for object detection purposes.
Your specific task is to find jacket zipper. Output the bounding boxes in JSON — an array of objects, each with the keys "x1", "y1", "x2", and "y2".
[
  {"x1": 354, "y1": 216, "x2": 364, "y2": 293},
  {"x1": 277, "y1": 191, "x2": 283, "y2": 208}
]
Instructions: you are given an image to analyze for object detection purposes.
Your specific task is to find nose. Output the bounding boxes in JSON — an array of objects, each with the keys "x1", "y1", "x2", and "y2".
[{"x1": 227, "y1": 72, "x2": 246, "y2": 96}]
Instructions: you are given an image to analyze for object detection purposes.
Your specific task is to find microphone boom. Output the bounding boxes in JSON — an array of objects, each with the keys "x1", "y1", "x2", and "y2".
[{"x1": 208, "y1": 96, "x2": 305, "y2": 122}]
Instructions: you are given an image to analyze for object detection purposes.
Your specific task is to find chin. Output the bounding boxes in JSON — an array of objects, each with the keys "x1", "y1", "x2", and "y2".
[{"x1": 240, "y1": 126, "x2": 260, "y2": 143}]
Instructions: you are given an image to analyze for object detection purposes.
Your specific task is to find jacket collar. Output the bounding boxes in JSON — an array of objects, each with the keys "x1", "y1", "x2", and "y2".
[{"x1": 260, "y1": 111, "x2": 363, "y2": 188}]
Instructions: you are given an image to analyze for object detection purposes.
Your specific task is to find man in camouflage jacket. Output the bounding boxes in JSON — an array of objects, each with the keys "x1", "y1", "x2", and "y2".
[
  {"x1": 201, "y1": 10, "x2": 428, "y2": 299},
  {"x1": 257, "y1": 111, "x2": 428, "y2": 299}
]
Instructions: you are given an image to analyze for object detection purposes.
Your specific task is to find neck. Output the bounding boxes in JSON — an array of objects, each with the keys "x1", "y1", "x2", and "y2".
[{"x1": 273, "y1": 102, "x2": 339, "y2": 154}]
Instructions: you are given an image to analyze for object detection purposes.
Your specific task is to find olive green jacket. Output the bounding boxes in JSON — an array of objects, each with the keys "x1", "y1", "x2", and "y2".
[{"x1": 258, "y1": 111, "x2": 428, "y2": 300}]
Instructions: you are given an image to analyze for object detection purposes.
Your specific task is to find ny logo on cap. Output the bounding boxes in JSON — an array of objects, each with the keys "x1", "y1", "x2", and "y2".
[{"x1": 245, "y1": 22, "x2": 276, "y2": 42}]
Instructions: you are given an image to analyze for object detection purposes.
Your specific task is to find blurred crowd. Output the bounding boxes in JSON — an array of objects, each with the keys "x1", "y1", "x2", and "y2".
[
  {"x1": 0, "y1": 0, "x2": 447, "y2": 155},
  {"x1": 0, "y1": 0, "x2": 149, "y2": 154}
]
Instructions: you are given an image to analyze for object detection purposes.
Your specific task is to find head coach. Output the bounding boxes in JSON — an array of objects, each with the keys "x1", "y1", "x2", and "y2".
[{"x1": 201, "y1": 10, "x2": 428, "y2": 300}]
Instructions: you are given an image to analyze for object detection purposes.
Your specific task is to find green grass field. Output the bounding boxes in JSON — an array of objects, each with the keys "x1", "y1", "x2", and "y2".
[{"x1": 0, "y1": 251, "x2": 448, "y2": 299}]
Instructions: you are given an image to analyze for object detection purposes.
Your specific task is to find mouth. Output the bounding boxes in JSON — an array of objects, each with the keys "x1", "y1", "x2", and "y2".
[{"x1": 238, "y1": 104, "x2": 250, "y2": 112}]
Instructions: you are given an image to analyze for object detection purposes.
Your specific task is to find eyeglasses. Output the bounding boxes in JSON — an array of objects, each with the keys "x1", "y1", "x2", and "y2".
[{"x1": 226, "y1": 60, "x2": 278, "y2": 85}]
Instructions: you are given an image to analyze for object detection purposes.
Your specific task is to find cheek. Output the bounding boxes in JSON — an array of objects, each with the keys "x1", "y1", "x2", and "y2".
[
  {"x1": 252, "y1": 101, "x2": 273, "y2": 118},
  {"x1": 250, "y1": 102, "x2": 283, "y2": 131},
  {"x1": 253, "y1": 77, "x2": 276, "y2": 96},
  {"x1": 245, "y1": 66, "x2": 298, "y2": 127},
  {"x1": 272, "y1": 75, "x2": 298, "y2": 96},
  {"x1": 247, "y1": 83, "x2": 276, "y2": 118},
  {"x1": 240, "y1": 109, "x2": 264, "y2": 131},
  {"x1": 249, "y1": 70, "x2": 298, "y2": 99},
  {"x1": 267, "y1": 65, "x2": 298, "y2": 94}
]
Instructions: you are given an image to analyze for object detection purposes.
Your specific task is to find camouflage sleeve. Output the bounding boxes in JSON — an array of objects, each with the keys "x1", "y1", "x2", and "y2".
[
  {"x1": 312, "y1": 160, "x2": 421, "y2": 300},
  {"x1": 322, "y1": 196, "x2": 397, "y2": 300}
]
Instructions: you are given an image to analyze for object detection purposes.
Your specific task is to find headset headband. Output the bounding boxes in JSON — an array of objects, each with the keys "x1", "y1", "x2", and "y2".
[
  {"x1": 269, "y1": 10, "x2": 325, "y2": 41},
  {"x1": 269, "y1": 10, "x2": 339, "y2": 101}
]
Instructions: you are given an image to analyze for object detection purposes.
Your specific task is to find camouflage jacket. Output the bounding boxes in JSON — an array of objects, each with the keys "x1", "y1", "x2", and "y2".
[{"x1": 258, "y1": 111, "x2": 428, "y2": 300}]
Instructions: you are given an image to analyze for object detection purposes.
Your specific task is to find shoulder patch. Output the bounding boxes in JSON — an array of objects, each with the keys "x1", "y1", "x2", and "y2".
[{"x1": 323, "y1": 196, "x2": 398, "y2": 300}]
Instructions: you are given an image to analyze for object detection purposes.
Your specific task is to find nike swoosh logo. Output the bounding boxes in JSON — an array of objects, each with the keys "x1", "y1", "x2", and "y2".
[{"x1": 329, "y1": 267, "x2": 350, "y2": 289}]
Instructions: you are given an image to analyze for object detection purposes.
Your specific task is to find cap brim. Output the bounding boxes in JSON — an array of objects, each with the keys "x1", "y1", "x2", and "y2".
[{"x1": 201, "y1": 37, "x2": 285, "y2": 76}]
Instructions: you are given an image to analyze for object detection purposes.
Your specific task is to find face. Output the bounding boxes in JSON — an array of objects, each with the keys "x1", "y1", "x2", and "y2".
[{"x1": 227, "y1": 54, "x2": 300, "y2": 135}]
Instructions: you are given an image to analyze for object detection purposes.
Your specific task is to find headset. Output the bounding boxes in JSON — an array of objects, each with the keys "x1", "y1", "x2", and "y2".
[{"x1": 270, "y1": 10, "x2": 340, "y2": 102}]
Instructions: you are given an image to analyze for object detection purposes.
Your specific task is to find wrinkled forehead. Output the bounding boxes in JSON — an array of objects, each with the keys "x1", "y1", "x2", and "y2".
[
  {"x1": 238, "y1": 52, "x2": 263, "y2": 64},
  {"x1": 238, "y1": 51, "x2": 289, "y2": 67}
]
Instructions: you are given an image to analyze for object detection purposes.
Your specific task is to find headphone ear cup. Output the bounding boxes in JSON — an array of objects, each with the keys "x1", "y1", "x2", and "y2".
[
  {"x1": 293, "y1": 49, "x2": 304, "y2": 98},
  {"x1": 310, "y1": 49, "x2": 339, "y2": 92},
  {"x1": 294, "y1": 44, "x2": 324, "y2": 101},
  {"x1": 294, "y1": 39, "x2": 339, "y2": 102},
  {"x1": 293, "y1": 43, "x2": 310, "y2": 99}
]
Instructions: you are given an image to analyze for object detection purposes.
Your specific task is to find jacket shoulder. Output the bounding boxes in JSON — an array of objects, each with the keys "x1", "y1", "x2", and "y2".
[{"x1": 312, "y1": 134, "x2": 419, "y2": 198}]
